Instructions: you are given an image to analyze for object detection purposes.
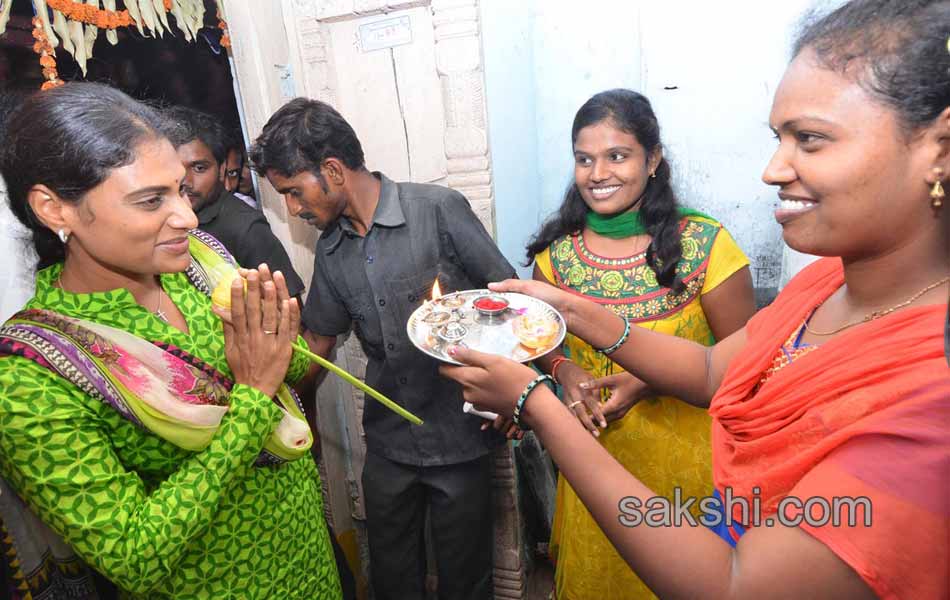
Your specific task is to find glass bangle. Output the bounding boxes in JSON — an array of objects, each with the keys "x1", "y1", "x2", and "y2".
[
  {"x1": 597, "y1": 316, "x2": 630, "y2": 355},
  {"x1": 513, "y1": 374, "x2": 555, "y2": 430}
]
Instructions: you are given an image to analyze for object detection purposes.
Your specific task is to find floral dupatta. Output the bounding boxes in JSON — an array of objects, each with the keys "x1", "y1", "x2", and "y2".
[{"x1": 0, "y1": 230, "x2": 312, "y2": 466}]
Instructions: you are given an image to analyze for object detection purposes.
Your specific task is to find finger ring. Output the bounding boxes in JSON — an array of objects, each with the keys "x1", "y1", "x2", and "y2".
[
  {"x1": 263, "y1": 330, "x2": 277, "y2": 335},
  {"x1": 568, "y1": 400, "x2": 582, "y2": 409}
]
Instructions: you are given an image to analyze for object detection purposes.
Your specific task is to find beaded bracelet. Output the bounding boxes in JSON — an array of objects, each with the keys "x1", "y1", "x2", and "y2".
[
  {"x1": 597, "y1": 316, "x2": 630, "y2": 356},
  {"x1": 513, "y1": 374, "x2": 556, "y2": 430}
]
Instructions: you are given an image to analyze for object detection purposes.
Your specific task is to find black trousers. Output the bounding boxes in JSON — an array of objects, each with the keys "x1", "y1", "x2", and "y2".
[{"x1": 362, "y1": 451, "x2": 493, "y2": 600}]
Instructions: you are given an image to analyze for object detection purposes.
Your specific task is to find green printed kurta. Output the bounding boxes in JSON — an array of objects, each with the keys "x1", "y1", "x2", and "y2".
[{"x1": 0, "y1": 264, "x2": 340, "y2": 599}]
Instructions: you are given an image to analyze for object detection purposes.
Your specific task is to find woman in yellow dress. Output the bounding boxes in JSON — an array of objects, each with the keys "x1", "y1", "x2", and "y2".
[{"x1": 528, "y1": 89, "x2": 755, "y2": 599}]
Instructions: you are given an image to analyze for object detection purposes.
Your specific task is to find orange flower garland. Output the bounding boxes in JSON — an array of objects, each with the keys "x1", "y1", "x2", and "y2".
[
  {"x1": 216, "y1": 8, "x2": 230, "y2": 49},
  {"x1": 31, "y1": 0, "x2": 229, "y2": 91},
  {"x1": 44, "y1": 0, "x2": 172, "y2": 29},
  {"x1": 31, "y1": 17, "x2": 63, "y2": 90}
]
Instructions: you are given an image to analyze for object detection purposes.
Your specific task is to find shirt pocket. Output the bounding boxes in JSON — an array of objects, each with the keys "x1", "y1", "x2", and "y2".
[
  {"x1": 346, "y1": 293, "x2": 384, "y2": 350},
  {"x1": 386, "y1": 269, "x2": 439, "y2": 335}
]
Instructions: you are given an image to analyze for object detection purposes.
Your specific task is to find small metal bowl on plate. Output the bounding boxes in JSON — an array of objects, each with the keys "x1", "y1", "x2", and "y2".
[
  {"x1": 472, "y1": 294, "x2": 510, "y2": 317},
  {"x1": 422, "y1": 310, "x2": 451, "y2": 324},
  {"x1": 433, "y1": 322, "x2": 468, "y2": 344},
  {"x1": 436, "y1": 295, "x2": 466, "y2": 309}
]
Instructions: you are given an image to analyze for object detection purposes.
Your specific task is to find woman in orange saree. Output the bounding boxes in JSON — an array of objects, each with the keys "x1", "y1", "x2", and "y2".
[{"x1": 440, "y1": 1, "x2": 949, "y2": 598}]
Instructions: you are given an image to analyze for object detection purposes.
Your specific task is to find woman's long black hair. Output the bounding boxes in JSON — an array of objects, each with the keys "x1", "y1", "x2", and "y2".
[{"x1": 525, "y1": 89, "x2": 686, "y2": 292}]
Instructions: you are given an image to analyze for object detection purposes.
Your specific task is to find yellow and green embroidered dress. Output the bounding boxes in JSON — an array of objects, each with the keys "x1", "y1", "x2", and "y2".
[{"x1": 536, "y1": 215, "x2": 749, "y2": 599}]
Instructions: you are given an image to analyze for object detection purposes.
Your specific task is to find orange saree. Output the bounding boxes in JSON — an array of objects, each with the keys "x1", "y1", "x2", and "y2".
[{"x1": 709, "y1": 258, "x2": 948, "y2": 600}]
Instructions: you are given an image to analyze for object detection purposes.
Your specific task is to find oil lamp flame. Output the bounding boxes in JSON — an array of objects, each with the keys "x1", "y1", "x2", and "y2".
[{"x1": 431, "y1": 278, "x2": 443, "y2": 301}]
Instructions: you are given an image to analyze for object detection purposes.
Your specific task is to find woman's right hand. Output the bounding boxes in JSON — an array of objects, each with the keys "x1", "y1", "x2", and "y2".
[
  {"x1": 557, "y1": 361, "x2": 607, "y2": 436},
  {"x1": 489, "y1": 279, "x2": 623, "y2": 351},
  {"x1": 487, "y1": 279, "x2": 582, "y2": 327},
  {"x1": 439, "y1": 346, "x2": 539, "y2": 419},
  {"x1": 214, "y1": 265, "x2": 300, "y2": 399}
]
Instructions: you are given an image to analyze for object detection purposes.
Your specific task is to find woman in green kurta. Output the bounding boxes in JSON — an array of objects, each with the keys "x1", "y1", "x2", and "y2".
[{"x1": 0, "y1": 83, "x2": 340, "y2": 599}]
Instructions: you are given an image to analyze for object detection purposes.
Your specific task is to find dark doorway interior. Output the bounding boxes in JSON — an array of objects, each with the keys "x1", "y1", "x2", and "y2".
[{"x1": 0, "y1": 0, "x2": 241, "y2": 132}]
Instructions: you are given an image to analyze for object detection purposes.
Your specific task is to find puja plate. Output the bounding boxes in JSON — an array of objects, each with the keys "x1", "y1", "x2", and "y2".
[{"x1": 407, "y1": 289, "x2": 566, "y2": 366}]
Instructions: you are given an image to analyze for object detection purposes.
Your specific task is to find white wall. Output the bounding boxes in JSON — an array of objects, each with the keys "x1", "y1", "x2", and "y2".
[
  {"x1": 483, "y1": 0, "x2": 818, "y2": 301},
  {"x1": 0, "y1": 182, "x2": 37, "y2": 321},
  {"x1": 479, "y1": 0, "x2": 538, "y2": 277},
  {"x1": 482, "y1": 0, "x2": 642, "y2": 277}
]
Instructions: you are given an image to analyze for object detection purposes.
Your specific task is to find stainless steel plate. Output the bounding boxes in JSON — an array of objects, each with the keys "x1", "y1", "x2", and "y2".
[{"x1": 407, "y1": 289, "x2": 566, "y2": 365}]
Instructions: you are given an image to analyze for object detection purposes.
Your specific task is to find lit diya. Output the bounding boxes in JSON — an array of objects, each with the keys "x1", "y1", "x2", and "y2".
[{"x1": 431, "y1": 277, "x2": 466, "y2": 309}]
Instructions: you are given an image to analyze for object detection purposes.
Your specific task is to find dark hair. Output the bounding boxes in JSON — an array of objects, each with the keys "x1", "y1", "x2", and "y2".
[
  {"x1": 164, "y1": 105, "x2": 229, "y2": 164},
  {"x1": 794, "y1": 0, "x2": 950, "y2": 133},
  {"x1": 0, "y1": 82, "x2": 169, "y2": 270},
  {"x1": 226, "y1": 128, "x2": 246, "y2": 153},
  {"x1": 0, "y1": 89, "x2": 29, "y2": 142},
  {"x1": 525, "y1": 89, "x2": 686, "y2": 292},
  {"x1": 249, "y1": 97, "x2": 365, "y2": 177}
]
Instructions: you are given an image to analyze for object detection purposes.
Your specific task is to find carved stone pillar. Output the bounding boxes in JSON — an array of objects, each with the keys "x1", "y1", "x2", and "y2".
[
  {"x1": 432, "y1": 0, "x2": 496, "y2": 231},
  {"x1": 430, "y1": 5, "x2": 525, "y2": 597}
]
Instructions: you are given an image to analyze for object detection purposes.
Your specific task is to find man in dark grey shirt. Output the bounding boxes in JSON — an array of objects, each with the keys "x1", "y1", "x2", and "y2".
[{"x1": 250, "y1": 98, "x2": 514, "y2": 599}]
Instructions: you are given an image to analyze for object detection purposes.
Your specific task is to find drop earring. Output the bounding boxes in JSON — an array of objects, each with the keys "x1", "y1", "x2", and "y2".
[{"x1": 931, "y1": 180, "x2": 944, "y2": 209}]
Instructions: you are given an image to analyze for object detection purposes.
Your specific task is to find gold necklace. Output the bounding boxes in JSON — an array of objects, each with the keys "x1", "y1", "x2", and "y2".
[
  {"x1": 56, "y1": 272, "x2": 169, "y2": 323},
  {"x1": 804, "y1": 275, "x2": 950, "y2": 336}
]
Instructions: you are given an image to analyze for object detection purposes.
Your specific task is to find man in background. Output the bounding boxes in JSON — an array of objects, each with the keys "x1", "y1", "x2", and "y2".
[
  {"x1": 224, "y1": 131, "x2": 258, "y2": 208},
  {"x1": 164, "y1": 106, "x2": 304, "y2": 297}
]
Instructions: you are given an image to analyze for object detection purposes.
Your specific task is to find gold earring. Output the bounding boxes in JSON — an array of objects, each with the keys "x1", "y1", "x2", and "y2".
[{"x1": 932, "y1": 180, "x2": 945, "y2": 209}]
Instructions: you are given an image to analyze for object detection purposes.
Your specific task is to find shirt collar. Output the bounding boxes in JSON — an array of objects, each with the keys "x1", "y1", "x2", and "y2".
[{"x1": 324, "y1": 172, "x2": 405, "y2": 254}]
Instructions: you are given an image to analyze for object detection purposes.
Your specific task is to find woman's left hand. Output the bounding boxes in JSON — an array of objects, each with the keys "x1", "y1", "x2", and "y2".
[
  {"x1": 213, "y1": 266, "x2": 300, "y2": 398},
  {"x1": 212, "y1": 268, "x2": 255, "y2": 326},
  {"x1": 582, "y1": 372, "x2": 651, "y2": 424},
  {"x1": 440, "y1": 345, "x2": 538, "y2": 418}
]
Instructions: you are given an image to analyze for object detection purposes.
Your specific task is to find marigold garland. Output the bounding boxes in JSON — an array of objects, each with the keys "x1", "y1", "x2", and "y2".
[
  {"x1": 31, "y1": 17, "x2": 63, "y2": 90},
  {"x1": 30, "y1": 0, "x2": 229, "y2": 91},
  {"x1": 216, "y1": 8, "x2": 230, "y2": 49},
  {"x1": 46, "y1": 0, "x2": 126, "y2": 29},
  {"x1": 44, "y1": 0, "x2": 173, "y2": 30}
]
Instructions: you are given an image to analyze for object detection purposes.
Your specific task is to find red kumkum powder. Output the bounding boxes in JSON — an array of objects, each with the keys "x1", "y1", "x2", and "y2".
[{"x1": 474, "y1": 297, "x2": 508, "y2": 311}]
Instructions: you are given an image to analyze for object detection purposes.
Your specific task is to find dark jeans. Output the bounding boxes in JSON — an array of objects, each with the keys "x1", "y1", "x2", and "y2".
[{"x1": 362, "y1": 452, "x2": 493, "y2": 600}]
